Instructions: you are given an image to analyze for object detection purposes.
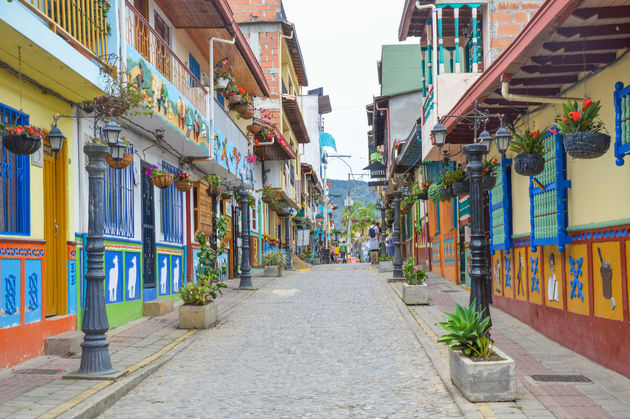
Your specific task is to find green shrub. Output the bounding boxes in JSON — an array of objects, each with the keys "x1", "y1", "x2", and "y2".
[
  {"x1": 428, "y1": 182, "x2": 448, "y2": 203},
  {"x1": 378, "y1": 255, "x2": 393, "y2": 262},
  {"x1": 402, "y1": 258, "x2": 427, "y2": 285},
  {"x1": 262, "y1": 249, "x2": 287, "y2": 269},
  {"x1": 437, "y1": 300, "x2": 494, "y2": 358}
]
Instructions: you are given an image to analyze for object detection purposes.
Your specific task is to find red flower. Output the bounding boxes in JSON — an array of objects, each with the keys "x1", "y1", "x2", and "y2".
[
  {"x1": 582, "y1": 98, "x2": 593, "y2": 111},
  {"x1": 531, "y1": 130, "x2": 538, "y2": 138},
  {"x1": 255, "y1": 140, "x2": 260, "y2": 146},
  {"x1": 568, "y1": 111, "x2": 581, "y2": 121},
  {"x1": 238, "y1": 88, "x2": 245, "y2": 95},
  {"x1": 562, "y1": 117, "x2": 569, "y2": 123}
]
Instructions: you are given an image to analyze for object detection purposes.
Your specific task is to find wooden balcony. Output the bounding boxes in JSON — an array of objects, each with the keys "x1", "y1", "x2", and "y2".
[{"x1": 19, "y1": 0, "x2": 109, "y2": 61}]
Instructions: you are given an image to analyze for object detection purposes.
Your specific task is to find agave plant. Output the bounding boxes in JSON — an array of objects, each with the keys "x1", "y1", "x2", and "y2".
[{"x1": 437, "y1": 300, "x2": 494, "y2": 359}]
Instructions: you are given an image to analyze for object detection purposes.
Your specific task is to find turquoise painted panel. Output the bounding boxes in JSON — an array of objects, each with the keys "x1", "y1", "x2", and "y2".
[
  {"x1": 67, "y1": 256, "x2": 77, "y2": 315},
  {"x1": 124, "y1": 252, "x2": 141, "y2": 302},
  {"x1": 1, "y1": 259, "x2": 21, "y2": 328},
  {"x1": 24, "y1": 259, "x2": 42, "y2": 323}
]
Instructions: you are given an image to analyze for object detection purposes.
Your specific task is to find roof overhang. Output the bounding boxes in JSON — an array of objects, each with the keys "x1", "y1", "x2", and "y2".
[
  {"x1": 282, "y1": 94, "x2": 310, "y2": 143},
  {"x1": 372, "y1": 96, "x2": 389, "y2": 147},
  {"x1": 281, "y1": 22, "x2": 308, "y2": 86},
  {"x1": 252, "y1": 118, "x2": 297, "y2": 160},
  {"x1": 395, "y1": 123, "x2": 423, "y2": 169},
  {"x1": 398, "y1": 0, "x2": 433, "y2": 41},
  {"x1": 444, "y1": 0, "x2": 629, "y2": 141}
]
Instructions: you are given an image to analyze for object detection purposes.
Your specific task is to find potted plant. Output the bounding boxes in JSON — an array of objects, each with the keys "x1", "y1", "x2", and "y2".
[
  {"x1": 214, "y1": 62, "x2": 232, "y2": 89},
  {"x1": 221, "y1": 80, "x2": 245, "y2": 104},
  {"x1": 442, "y1": 168, "x2": 468, "y2": 196},
  {"x1": 145, "y1": 164, "x2": 173, "y2": 189},
  {"x1": 438, "y1": 300, "x2": 516, "y2": 402},
  {"x1": 260, "y1": 185, "x2": 276, "y2": 204},
  {"x1": 205, "y1": 174, "x2": 222, "y2": 197},
  {"x1": 400, "y1": 195, "x2": 415, "y2": 215},
  {"x1": 415, "y1": 180, "x2": 431, "y2": 200},
  {"x1": 481, "y1": 158, "x2": 500, "y2": 191},
  {"x1": 229, "y1": 93, "x2": 250, "y2": 115},
  {"x1": 174, "y1": 172, "x2": 193, "y2": 192},
  {"x1": 378, "y1": 255, "x2": 394, "y2": 272},
  {"x1": 256, "y1": 126, "x2": 275, "y2": 143},
  {"x1": 401, "y1": 258, "x2": 429, "y2": 305},
  {"x1": 93, "y1": 69, "x2": 154, "y2": 118},
  {"x1": 247, "y1": 124, "x2": 262, "y2": 135},
  {"x1": 262, "y1": 249, "x2": 286, "y2": 277},
  {"x1": 557, "y1": 98, "x2": 610, "y2": 159},
  {"x1": 428, "y1": 182, "x2": 449, "y2": 203},
  {"x1": 1, "y1": 124, "x2": 45, "y2": 155},
  {"x1": 178, "y1": 232, "x2": 227, "y2": 329},
  {"x1": 247, "y1": 194, "x2": 255, "y2": 208},
  {"x1": 510, "y1": 129, "x2": 548, "y2": 176}
]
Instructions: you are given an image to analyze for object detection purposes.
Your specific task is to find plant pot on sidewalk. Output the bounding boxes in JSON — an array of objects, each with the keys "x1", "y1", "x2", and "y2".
[
  {"x1": 449, "y1": 346, "x2": 517, "y2": 402},
  {"x1": 379, "y1": 260, "x2": 393, "y2": 272},
  {"x1": 402, "y1": 282, "x2": 428, "y2": 305},
  {"x1": 178, "y1": 302, "x2": 218, "y2": 329},
  {"x1": 263, "y1": 265, "x2": 282, "y2": 277}
]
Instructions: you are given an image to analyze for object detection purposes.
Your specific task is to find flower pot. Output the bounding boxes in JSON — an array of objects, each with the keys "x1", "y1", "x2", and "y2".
[
  {"x1": 221, "y1": 191, "x2": 231, "y2": 199},
  {"x1": 514, "y1": 153, "x2": 545, "y2": 177},
  {"x1": 234, "y1": 103, "x2": 249, "y2": 114},
  {"x1": 215, "y1": 77, "x2": 229, "y2": 89},
  {"x1": 262, "y1": 195, "x2": 273, "y2": 204},
  {"x1": 105, "y1": 153, "x2": 133, "y2": 170},
  {"x1": 2, "y1": 134, "x2": 41, "y2": 155},
  {"x1": 178, "y1": 302, "x2": 218, "y2": 329},
  {"x1": 94, "y1": 95, "x2": 128, "y2": 117},
  {"x1": 482, "y1": 175, "x2": 497, "y2": 191},
  {"x1": 379, "y1": 261, "x2": 393, "y2": 272},
  {"x1": 563, "y1": 131, "x2": 611, "y2": 159},
  {"x1": 402, "y1": 282, "x2": 428, "y2": 305},
  {"x1": 229, "y1": 95, "x2": 242, "y2": 104},
  {"x1": 151, "y1": 173, "x2": 174, "y2": 189},
  {"x1": 263, "y1": 265, "x2": 282, "y2": 277},
  {"x1": 417, "y1": 191, "x2": 428, "y2": 200},
  {"x1": 247, "y1": 125, "x2": 262, "y2": 135},
  {"x1": 441, "y1": 186, "x2": 454, "y2": 199},
  {"x1": 241, "y1": 110, "x2": 254, "y2": 120},
  {"x1": 449, "y1": 347, "x2": 516, "y2": 402},
  {"x1": 206, "y1": 184, "x2": 221, "y2": 197},
  {"x1": 174, "y1": 180, "x2": 193, "y2": 192},
  {"x1": 451, "y1": 181, "x2": 470, "y2": 196}
]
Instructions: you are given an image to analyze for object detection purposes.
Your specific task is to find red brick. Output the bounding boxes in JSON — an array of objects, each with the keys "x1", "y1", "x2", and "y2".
[
  {"x1": 497, "y1": 23, "x2": 521, "y2": 36},
  {"x1": 491, "y1": 11, "x2": 513, "y2": 23},
  {"x1": 491, "y1": 37, "x2": 514, "y2": 49},
  {"x1": 514, "y1": 11, "x2": 529, "y2": 23}
]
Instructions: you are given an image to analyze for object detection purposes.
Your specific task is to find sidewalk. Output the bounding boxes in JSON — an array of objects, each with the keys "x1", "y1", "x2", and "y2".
[
  {"x1": 0, "y1": 272, "x2": 278, "y2": 419},
  {"x1": 388, "y1": 272, "x2": 630, "y2": 419}
]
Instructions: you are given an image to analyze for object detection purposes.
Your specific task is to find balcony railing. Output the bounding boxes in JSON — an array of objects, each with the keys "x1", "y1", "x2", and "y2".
[
  {"x1": 125, "y1": 2, "x2": 207, "y2": 116},
  {"x1": 20, "y1": 0, "x2": 109, "y2": 60}
]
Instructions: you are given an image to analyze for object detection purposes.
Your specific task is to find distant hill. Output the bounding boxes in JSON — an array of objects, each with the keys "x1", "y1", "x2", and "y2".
[{"x1": 327, "y1": 178, "x2": 378, "y2": 228}]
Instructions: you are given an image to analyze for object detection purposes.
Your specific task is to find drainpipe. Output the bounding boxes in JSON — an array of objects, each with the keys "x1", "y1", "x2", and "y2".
[
  {"x1": 416, "y1": 2, "x2": 439, "y2": 117},
  {"x1": 208, "y1": 37, "x2": 235, "y2": 161},
  {"x1": 501, "y1": 75, "x2": 582, "y2": 104}
]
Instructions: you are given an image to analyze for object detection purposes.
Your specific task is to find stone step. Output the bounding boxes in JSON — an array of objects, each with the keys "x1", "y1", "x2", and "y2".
[
  {"x1": 44, "y1": 331, "x2": 83, "y2": 356},
  {"x1": 143, "y1": 299, "x2": 174, "y2": 317}
]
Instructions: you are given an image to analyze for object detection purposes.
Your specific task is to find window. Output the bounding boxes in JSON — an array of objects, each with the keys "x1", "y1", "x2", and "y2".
[
  {"x1": 189, "y1": 53, "x2": 200, "y2": 87},
  {"x1": 154, "y1": 12, "x2": 171, "y2": 79},
  {"x1": 489, "y1": 157, "x2": 513, "y2": 253},
  {"x1": 251, "y1": 201, "x2": 257, "y2": 231},
  {"x1": 614, "y1": 81, "x2": 630, "y2": 165},
  {"x1": 104, "y1": 146, "x2": 134, "y2": 237},
  {"x1": 162, "y1": 161, "x2": 183, "y2": 243},
  {"x1": 154, "y1": 12, "x2": 170, "y2": 45},
  {"x1": 0, "y1": 103, "x2": 30, "y2": 235}
]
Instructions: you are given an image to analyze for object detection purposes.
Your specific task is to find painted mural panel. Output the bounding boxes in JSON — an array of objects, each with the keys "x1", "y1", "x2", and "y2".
[
  {"x1": 492, "y1": 251, "x2": 503, "y2": 296},
  {"x1": 513, "y1": 247, "x2": 528, "y2": 301},
  {"x1": 125, "y1": 252, "x2": 141, "y2": 302},
  {"x1": 126, "y1": 46, "x2": 209, "y2": 153},
  {"x1": 542, "y1": 246, "x2": 563, "y2": 310},
  {"x1": 0, "y1": 259, "x2": 21, "y2": 328},
  {"x1": 105, "y1": 251, "x2": 124, "y2": 304},
  {"x1": 464, "y1": 246, "x2": 471, "y2": 289},
  {"x1": 565, "y1": 244, "x2": 590, "y2": 316},
  {"x1": 528, "y1": 249, "x2": 543, "y2": 305},
  {"x1": 157, "y1": 254, "x2": 170, "y2": 297},
  {"x1": 67, "y1": 253, "x2": 77, "y2": 315},
  {"x1": 593, "y1": 241, "x2": 622, "y2": 321},
  {"x1": 24, "y1": 259, "x2": 42, "y2": 324},
  {"x1": 171, "y1": 255, "x2": 183, "y2": 294},
  {"x1": 214, "y1": 129, "x2": 253, "y2": 184},
  {"x1": 503, "y1": 252, "x2": 514, "y2": 299},
  {"x1": 217, "y1": 253, "x2": 229, "y2": 281},
  {"x1": 192, "y1": 248, "x2": 201, "y2": 283}
]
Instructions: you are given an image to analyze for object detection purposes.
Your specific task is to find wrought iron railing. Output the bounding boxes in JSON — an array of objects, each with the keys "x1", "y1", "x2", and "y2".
[
  {"x1": 20, "y1": 0, "x2": 109, "y2": 61},
  {"x1": 125, "y1": 3, "x2": 207, "y2": 116}
]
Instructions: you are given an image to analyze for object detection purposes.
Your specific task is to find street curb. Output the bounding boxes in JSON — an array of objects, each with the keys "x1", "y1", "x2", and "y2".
[{"x1": 381, "y1": 277, "x2": 484, "y2": 419}]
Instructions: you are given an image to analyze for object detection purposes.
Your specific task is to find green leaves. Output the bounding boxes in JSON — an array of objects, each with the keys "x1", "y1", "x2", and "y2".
[
  {"x1": 437, "y1": 300, "x2": 494, "y2": 359},
  {"x1": 427, "y1": 182, "x2": 448, "y2": 203},
  {"x1": 557, "y1": 99, "x2": 605, "y2": 135},
  {"x1": 262, "y1": 249, "x2": 287, "y2": 269},
  {"x1": 440, "y1": 168, "x2": 467, "y2": 188},
  {"x1": 403, "y1": 258, "x2": 427, "y2": 285},
  {"x1": 509, "y1": 128, "x2": 549, "y2": 155}
]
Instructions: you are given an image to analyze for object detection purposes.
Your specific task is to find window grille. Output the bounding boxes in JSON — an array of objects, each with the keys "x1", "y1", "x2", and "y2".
[
  {"x1": 104, "y1": 146, "x2": 134, "y2": 237},
  {"x1": 0, "y1": 103, "x2": 30, "y2": 235},
  {"x1": 614, "y1": 81, "x2": 630, "y2": 165},
  {"x1": 162, "y1": 161, "x2": 183, "y2": 243},
  {"x1": 489, "y1": 157, "x2": 513, "y2": 253}
]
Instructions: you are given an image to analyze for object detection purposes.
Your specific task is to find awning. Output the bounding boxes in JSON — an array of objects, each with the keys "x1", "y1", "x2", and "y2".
[
  {"x1": 395, "y1": 123, "x2": 422, "y2": 171},
  {"x1": 282, "y1": 94, "x2": 310, "y2": 143}
]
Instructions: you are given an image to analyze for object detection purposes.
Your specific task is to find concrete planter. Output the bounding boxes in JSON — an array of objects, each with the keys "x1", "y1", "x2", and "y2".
[
  {"x1": 263, "y1": 265, "x2": 282, "y2": 277},
  {"x1": 178, "y1": 302, "x2": 218, "y2": 329},
  {"x1": 402, "y1": 282, "x2": 428, "y2": 305},
  {"x1": 379, "y1": 261, "x2": 393, "y2": 272},
  {"x1": 449, "y1": 347, "x2": 516, "y2": 402}
]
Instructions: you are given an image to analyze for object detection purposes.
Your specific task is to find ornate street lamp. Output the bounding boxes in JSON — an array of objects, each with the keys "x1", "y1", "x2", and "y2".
[
  {"x1": 431, "y1": 121, "x2": 447, "y2": 149},
  {"x1": 102, "y1": 120, "x2": 122, "y2": 147},
  {"x1": 109, "y1": 138, "x2": 127, "y2": 162},
  {"x1": 494, "y1": 124, "x2": 512, "y2": 155},
  {"x1": 477, "y1": 128, "x2": 493, "y2": 154},
  {"x1": 392, "y1": 189, "x2": 404, "y2": 279},
  {"x1": 238, "y1": 188, "x2": 253, "y2": 289},
  {"x1": 47, "y1": 125, "x2": 65, "y2": 155}
]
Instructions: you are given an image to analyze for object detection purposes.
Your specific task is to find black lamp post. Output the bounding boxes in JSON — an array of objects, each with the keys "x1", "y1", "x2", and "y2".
[
  {"x1": 238, "y1": 188, "x2": 253, "y2": 289},
  {"x1": 284, "y1": 211, "x2": 293, "y2": 270},
  {"x1": 392, "y1": 190, "x2": 403, "y2": 279}
]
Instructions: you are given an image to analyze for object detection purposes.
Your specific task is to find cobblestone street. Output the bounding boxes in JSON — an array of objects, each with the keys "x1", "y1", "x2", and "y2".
[{"x1": 100, "y1": 265, "x2": 462, "y2": 418}]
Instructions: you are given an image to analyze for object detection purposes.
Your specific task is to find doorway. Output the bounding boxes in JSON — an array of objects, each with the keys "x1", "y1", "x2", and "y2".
[
  {"x1": 43, "y1": 140, "x2": 67, "y2": 316},
  {"x1": 141, "y1": 161, "x2": 156, "y2": 293}
]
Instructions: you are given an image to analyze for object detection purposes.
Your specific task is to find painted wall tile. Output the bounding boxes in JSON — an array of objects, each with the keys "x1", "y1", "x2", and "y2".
[
  {"x1": 503, "y1": 252, "x2": 514, "y2": 299},
  {"x1": 157, "y1": 254, "x2": 170, "y2": 296},
  {"x1": 171, "y1": 255, "x2": 182, "y2": 294},
  {"x1": 67, "y1": 259, "x2": 77, "y2": 315},
  {"x1": 24, "y1": 259, "x2": 42, "y2": 324},
  {"x1": 592, "y1": 241, "x2": 622, "y2": 321},
  {"x1": 0, "y1": 259, "x2": 21, "y2": 328},
  {"x1": 492, "y1": 251, "x2": 503, "y2": 296},
  {"x1": 513, "y1": 247, "x2": 528, "y2": 301},
  {"x1": 543, "y1": 246, "x2": 563, "y2": 309},
  {"x1": 528, "y1": 249, "x2": 543, "y2": 305},
  {"x1": 125, "y1": 252, "x2": 141, "y2": 302},
  {"x1": 192, "y1": 248, "x2": 200, "y2": 283},
  {"x1": 217, "y1": 253, "x2": 229, "y2": 281},
  {"x1": 105, "y1": 251, "x2": 123, "y2": 304},
  {"x1": 565, "y1": 244, "x2": 589, "y2": 316}
]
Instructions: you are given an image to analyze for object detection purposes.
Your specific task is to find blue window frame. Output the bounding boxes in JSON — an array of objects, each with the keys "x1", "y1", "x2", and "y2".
[
  {"x1": 489, "y1": 157, "x2": 513, "y2": 254},
  {"x1": 104, "y1": 146, "x2": 134, "y2": 237},
  {"x1": 0, "y1": 103, "x2": 30, "y2": 235},
  {"x1": 189, "y1": 53, "x2": 200, "y2": 87},
  {"x1": 614, "y1": 81, "x2": 630, "y2": 165},
  {"x1": 162, "y1": 161, "x2": 183, "y2": 244},
  {"x1": 529, "y1": 129, "x2": 571, "y2": 252}
]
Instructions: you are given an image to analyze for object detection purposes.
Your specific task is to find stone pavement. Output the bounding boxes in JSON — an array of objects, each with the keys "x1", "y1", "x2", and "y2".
[
  {"x1": 390, "y1": 272, "x2": 630, "y2": 419},
  {"x1": 100, "y1": 264, "x2": 463, "y2": 418},
  {"x1": 0, "y1": 273, "x2": 273, "y2": 419}
]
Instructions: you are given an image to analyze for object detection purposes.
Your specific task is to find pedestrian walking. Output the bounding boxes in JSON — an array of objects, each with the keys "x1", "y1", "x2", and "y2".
[
  {"x1": 340, "y1": 242, "x2": 347, "y2": 263},
  {"x1": 368, "y1": 221, "x2": 380, "y2": 264}
]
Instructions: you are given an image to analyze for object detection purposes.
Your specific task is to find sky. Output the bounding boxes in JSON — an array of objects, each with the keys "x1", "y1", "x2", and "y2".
[{"x1": 282, "y1": 0, "x2": 414, "y2": 180}]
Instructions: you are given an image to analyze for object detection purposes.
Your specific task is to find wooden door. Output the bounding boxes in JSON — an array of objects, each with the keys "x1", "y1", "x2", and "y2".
[{"x1": 43, "y1": 141, "x2": 67, "y2": 316}]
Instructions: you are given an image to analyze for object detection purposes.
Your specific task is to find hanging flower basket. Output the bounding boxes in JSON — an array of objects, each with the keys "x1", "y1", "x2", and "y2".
[
  {"x1": 563, "y1": 132, "x2": 611, "y2": 159},
  {"x1": 221, "y1": 191, "x2": 231, "y2": 199},
  {"x1": 417, "y1": 191, "x2": 428, "y2": 200},
  {"x1": 229, "y1": 95, "x2": 242, "y2": 104},
  {"x1": 441, "y1": 186, "x2": 454, "y2": 199},
  {"x1": 105, "y1": 153, "x2": 133, "y2": 170},
  {"x1": 247, "y1": 125, "x2": 262, "y2": 135},
  {"x1": 152, "y1": 173, "x2": 173, "y2": 189},
  {"x1": 2, "y1": 134, "x2": 41, "y2": 156},
  {"x1": 451, "y1": 181, "x2": 470, "y2": 196},
  {"x1": 241, "y1": 110, "x2": 254, "y2": 120},
  {"x1": 234, "y1": 103, "x2": 249, "y2": 114},
  {"x1": 94, "y1": 95, "x2": 128, "y2": 117},
  {"x1": 482, "y1": 175, "x2": 497, "y2": 191},
  {"x1": 514, "y1": 153, "x2": 545, "y2": 177},
  {"x1": 174, "y1": 180, "x2": 193, "y2": 192},
  {"x1": 262, "y1": 195, "x2": 273, "y2": 204},
  {"x1": 215, "y1": 77, "x2": 230, "y2": 89},
  {"x1": 206, "y1": 184, "x2": 221, "y2": 197},
  {"x1": 400, "y1": 205, "x2": 411, "y2": 215}
]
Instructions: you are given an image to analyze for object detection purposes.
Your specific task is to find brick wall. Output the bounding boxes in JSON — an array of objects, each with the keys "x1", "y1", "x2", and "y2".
[
  {"x1": 229, "y1": 0, "x2": 283, "y2": 23},
  {"x1": 487, "y1": 1, "x2": 544, "y2": 64}
]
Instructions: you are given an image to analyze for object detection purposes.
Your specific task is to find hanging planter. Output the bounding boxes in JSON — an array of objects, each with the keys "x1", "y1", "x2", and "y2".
[
  {"x1": 206, "y1": 185, "x2": 221, "y2": 197},
  {"x1": 441, "y1": 185, "x2": 454, "y2": 199},
  {"x1": 105, "y1": 153, "x2": 133, "y2": 169},
  {"x1": 514, "y1": 153, "x2": 545, "y2": 177},
  {"x1": 262, "y1": 195, "x2": 273, "y2": 204},
  {"x1": 173, "y1": 172, "x2": 193, "y2": 192},
  {"x1": 215, "y1": 77, "x2": 230, "y2": 89},
  {"x1": 241, "y1": 110, "x2": 254, "y2": 120},
  {"x1": 2, "y1": 125, "x2": 44, "y2": 156},
  {"x1": 233, "y1": 103, "x2": 249, "y2": 114},
  {"x1": 229, "y1": 94, "x2": 242, "y2": 104},
  {"x1": 247, "y1": 124, "x2": 262, "y2": 135},
  {"x1": 417, "y1": 191, "x2": 428, "y2": 200},
  {"x1": 481, "y1": 175, "x2": 497, "y2": 191},
  {"x1": 94, "y1": 95, "x2": 128, "y2": 117},
  {"x1": 152, "y1": 173, "x2": 173, "y2": 189},
  {"x1": 451, "y1": 181, "x2": 469, "y2": 196},
  {"x1": 220, "y1": 191, "x2": 231, "y2": 199},
  {"x1": 563, "y1": 132, "x2": 610, "y2": 159}
]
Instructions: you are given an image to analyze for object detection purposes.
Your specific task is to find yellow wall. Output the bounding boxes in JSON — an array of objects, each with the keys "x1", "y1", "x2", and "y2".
[{"x1": 0, "y1": 69, "x2": 74, "y2": 241}]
